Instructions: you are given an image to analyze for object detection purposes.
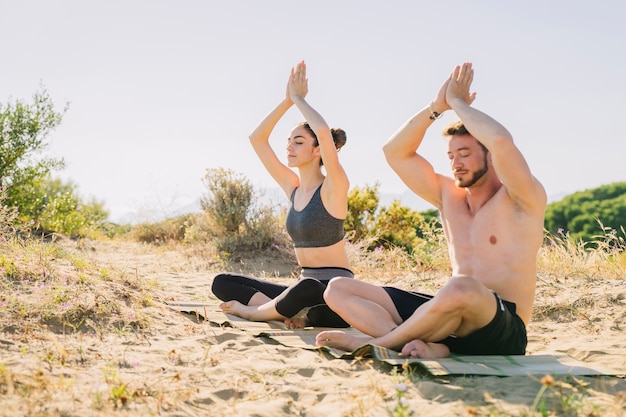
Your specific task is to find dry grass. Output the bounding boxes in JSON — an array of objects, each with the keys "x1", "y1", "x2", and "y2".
[{"x1": 0, "y1": 236, "x2": 153, "y2": 338}]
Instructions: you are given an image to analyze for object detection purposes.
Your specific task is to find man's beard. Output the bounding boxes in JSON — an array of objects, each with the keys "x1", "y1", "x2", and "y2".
[{"x1": 454, "y1": 156, "x2": 488, "y2": 188}]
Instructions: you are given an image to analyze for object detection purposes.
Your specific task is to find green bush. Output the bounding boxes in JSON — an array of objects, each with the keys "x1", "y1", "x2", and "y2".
[
  {"x1": 345, "y1": 182, "x2": 380, "y2": 242},
  {"x1": 374, "y1": 200, "x2": 424, "y2": 252},
  {"x1": 545, "y1": 182, "x2": 626, "y2": 243},
  {"x1": 346, "y1": 183, "x2": 443, "y2": 256},
  {"x1": 37, "y1": 178, "x2": 108, "y2": 237}
]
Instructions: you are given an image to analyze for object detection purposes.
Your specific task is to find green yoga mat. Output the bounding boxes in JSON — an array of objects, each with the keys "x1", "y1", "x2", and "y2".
[{"x1": 167, "y1": 301, "x2": 624, "y2": 377}]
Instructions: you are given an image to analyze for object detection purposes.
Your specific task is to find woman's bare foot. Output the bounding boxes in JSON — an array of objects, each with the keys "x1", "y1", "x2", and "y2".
[
  {"x1": 219, "y1": 300, "x2": 286, "y2": 322},
  {"x1": 400, "y1": 340, "x2": 450, "y2": 359},
  {"x1": 316, "y1": 330, "x2": 372, "y2": 351},
  {"x1": 219, "y1": 300, "x2": 253, "y2": 320}
]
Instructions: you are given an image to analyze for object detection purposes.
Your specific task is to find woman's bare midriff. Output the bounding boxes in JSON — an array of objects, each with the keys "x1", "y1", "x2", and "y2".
[{"x1": 294, "y1": 240, "x2": 350, "y2": 269}]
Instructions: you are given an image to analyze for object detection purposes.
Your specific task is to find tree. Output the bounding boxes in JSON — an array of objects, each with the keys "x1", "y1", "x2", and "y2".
[
  {"x1": 0, "y1": 86, "x2": 67, "y2": 213},
  {"x1": 1, "y1": 87, "x2": 112, "y2": 237}
]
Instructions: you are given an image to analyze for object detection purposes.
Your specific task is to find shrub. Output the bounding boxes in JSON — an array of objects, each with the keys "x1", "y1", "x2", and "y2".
[
  {"x1": 130, "y1": 214, "x2": 194, "y2": 244},
  {"x1": 43, "y1": 179, "x2": 108, "y2": 236},
  {"x1": 345, "y1": 182, "x2": 380, "y2": 241},
  {"x1": 24, "y1": 178, "x2": 109, "y2": 238},
  {"x1": 198, "y1": 168, "x2": 289, "y2": 254},
  {"x1": 200, "y1": 167, "x2": 253, "y2": 234},
  {"x1": 374, "y1": 200, "x2": 425, "y2": 252},
  {"x1": 346, "y1": 183, "x2": 442, "y2": 256}
]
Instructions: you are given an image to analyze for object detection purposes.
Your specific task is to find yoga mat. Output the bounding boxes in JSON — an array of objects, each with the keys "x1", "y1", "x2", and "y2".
[{"x1": 167, "y1": 301, "x2": 625, "y2": 377}]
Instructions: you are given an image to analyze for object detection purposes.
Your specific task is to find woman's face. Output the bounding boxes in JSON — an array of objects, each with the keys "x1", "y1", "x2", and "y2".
[{"x1": 286, "y1": 126, "x2": 319, "y2": 167}]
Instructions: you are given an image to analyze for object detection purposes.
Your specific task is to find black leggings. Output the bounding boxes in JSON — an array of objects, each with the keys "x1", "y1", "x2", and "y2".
[{"x1": 211, "y1": 267, "x2": 354, "y2": 328}]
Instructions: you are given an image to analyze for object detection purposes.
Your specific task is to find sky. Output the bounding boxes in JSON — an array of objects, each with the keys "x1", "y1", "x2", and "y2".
[{"x1": 1, "y1": 0, "x2": 625, "y2": 223}]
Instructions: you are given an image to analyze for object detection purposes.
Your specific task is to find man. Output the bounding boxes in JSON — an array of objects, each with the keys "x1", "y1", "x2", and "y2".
[{"x1": 315, "y1": 62, "x2": 547, "y2": 358}]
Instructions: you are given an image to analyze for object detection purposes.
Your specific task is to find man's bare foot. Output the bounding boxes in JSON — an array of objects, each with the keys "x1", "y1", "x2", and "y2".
[
  {"x1": 284, "y1": 317, "x2": 308, "y2": 329},
  {"x1": 316, "y1": 330, "x2": 372, "y2": 351},
  {"x1": 401, "y1": 340, "x2": 450, "y2": 359}
]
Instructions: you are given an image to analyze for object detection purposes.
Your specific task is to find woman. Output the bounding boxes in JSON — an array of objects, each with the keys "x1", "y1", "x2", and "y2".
[{"x1": 211, "y1": 61, "x2": 353, "y2": 328}]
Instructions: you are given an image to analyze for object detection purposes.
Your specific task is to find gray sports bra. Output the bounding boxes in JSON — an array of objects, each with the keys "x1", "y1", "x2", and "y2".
[{"x1": 285, "y1": 185, "x2": 345, "y2": 248}]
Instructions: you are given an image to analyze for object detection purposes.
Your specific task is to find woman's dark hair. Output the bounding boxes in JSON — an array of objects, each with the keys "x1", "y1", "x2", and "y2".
[
  {"x1": 300, "y1": 122, "x2": 347, "y2": 151},
  {"x1": 299, "y1": 122, "x2": 347, "y2": 166}
]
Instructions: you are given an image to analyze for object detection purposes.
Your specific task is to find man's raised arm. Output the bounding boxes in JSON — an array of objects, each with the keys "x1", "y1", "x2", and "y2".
[{"x1": 382, "y1": 77, "x2": 455, "y2": 208}]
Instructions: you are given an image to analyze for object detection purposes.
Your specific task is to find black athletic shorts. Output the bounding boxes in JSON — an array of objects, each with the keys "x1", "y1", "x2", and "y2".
[{"x1": 383, "y1": 287, "x2": 527, "y2": 355}]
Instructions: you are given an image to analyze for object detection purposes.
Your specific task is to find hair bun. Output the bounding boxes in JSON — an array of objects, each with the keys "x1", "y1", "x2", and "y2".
[{"x1": 330, "y1": 128, "x2": 347, "y2": 150}]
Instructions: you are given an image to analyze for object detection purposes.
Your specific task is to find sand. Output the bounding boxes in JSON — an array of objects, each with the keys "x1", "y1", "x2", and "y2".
[{"x1": 0, "y1": 238, "x2": 624, "y2": 417}]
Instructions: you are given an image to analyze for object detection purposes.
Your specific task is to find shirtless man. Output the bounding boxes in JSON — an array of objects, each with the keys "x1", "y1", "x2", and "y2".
[{"x1": 316, "y1": 62, "x2": 547, "y2": 358}]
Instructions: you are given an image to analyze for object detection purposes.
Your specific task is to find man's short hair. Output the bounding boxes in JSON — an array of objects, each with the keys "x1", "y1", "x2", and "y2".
[
  {"x1": 442, "y1": 121, "x2": 488, "y2": 154},
  {"x1": 442, "y1": 120, "x2": 470, "y2": 137}
]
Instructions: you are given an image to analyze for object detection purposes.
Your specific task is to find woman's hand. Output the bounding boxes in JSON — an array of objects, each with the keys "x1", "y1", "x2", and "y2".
[{"x1": 288, "y1": 60, "x2": 308, "y2": 102}]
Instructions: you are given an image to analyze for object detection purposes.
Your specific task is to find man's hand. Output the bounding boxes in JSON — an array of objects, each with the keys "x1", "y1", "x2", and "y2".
[{"x1": 446, "y1": 62, "x2": 477, "y2": 108}]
